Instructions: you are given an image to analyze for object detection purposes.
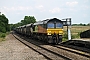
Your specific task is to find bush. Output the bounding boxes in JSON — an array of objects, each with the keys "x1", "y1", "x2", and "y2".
[
  {"x1": 71, "y1": 32, "x2": 80, "y2": 39},
  {"x1": 62, "y1": 33, "x2": 68, "y2": 41},
  {"x1": 0, "y1": 33, "x2": 6, "y2": 38},
  {"x1": 63, "y1": 32, "x2": 80, "y2": 40},
  {"x1": 63, "y1": 33, "x2": 68, "y2": 39}
]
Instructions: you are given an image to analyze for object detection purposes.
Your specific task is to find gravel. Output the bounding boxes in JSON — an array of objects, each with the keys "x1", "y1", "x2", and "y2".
[{"x1": 0, "y1": 34, "x2": 46, "y2": 60}]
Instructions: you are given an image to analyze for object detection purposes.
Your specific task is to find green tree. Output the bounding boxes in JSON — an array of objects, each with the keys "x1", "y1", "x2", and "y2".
[
  {"x1": 0, "y1": 14, "x2": 9, "y2": 33},
  {"x1": 21, "y1": 16, "x2": 36, "y2": 26},
  {"x1": 23, "y1": 16, "x2": 36, "y2": 24},
  {"x1": 87, "y1": 23, "x2": 90, "y2": 26},
  {"x1": 10, "y1": 16, "x2": 36, "y2": 30}
]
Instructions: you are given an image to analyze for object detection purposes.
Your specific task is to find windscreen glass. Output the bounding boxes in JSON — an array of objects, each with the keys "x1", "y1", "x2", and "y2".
[
  {"x1": 56, "y1": 23, "x2": 63, "y2": 28},
  {"x1": 47, "y1": 23, "x2": 54, "y2": 28}
]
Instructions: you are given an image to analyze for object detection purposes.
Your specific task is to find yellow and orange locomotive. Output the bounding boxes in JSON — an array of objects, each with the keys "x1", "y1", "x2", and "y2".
[{"x1": 15, "y1": 18, "x2": 63, "y2": 44}]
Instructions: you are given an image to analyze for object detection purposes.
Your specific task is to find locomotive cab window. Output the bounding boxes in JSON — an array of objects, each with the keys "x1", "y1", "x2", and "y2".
[
  {"x1": 47, "y1": 23, "x2": 54, "y2": 28},
  {"x1": 47, "y1": 23, "x2": 63, "y2": 28},
  {"x1": 56, "y1": 23, "x2": 63, "y2": 28}
]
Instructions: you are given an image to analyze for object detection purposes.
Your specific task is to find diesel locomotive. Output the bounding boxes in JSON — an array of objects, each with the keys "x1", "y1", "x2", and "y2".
[{"x1": 15, "y1": 18, "x2": 63, "y2": 44}]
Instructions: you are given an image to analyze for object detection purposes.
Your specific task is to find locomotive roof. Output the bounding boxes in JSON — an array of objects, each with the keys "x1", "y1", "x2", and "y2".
[
  {"x1": 20, "y1": 25, "x2": 26, "y2": 28},
  {"x1": 34, "y1": 18, "x2": 61, "y2": 25},
  {"x1": 17, "y1": 26, "x2": 22, "y2": 28},
  {"x1": 26, "y1": 23, "x2": 32, "y2": 27}
]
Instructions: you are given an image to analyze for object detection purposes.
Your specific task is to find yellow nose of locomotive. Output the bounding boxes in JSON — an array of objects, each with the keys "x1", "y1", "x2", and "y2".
[{"x1": 47, "y1": 28, "x2": 63, "y2": 35}]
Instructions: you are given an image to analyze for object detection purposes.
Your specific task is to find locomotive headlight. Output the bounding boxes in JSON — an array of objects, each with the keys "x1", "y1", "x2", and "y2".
[
  {"x1": 47, "y1": 31, "x2": 51, "y2": 35},
  {"x1": 59, "y1": 31, "x2": 63, "y2": 35},
  {"x1": 59, "y1": 33, "x2": 62, "y2": 35},
  {"x1": 59, "y1": 31, "x2": 63, "y2": 33},
  {"x1": 47, "y1": 33, "x2": 51, "y2": 35}
]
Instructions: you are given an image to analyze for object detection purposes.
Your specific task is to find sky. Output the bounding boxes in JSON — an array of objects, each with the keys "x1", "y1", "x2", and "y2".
[{"x1": 0, "y1": 0, "x2": 90, "y2": 24}]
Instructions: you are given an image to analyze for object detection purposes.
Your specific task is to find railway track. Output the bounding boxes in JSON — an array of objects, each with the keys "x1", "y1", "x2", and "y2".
[
  {"x1": 50, "y1": 45, "x2": 90, "y2": 58},
  {"x1": 12, "y1": 33, "x2": 90, "y2": 60}
]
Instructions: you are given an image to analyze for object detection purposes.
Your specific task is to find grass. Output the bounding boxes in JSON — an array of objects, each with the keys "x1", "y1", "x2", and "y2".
[
  {"x1": 0, "y1": 38, "x2": 5, "y2": 42},
  {"x1": 0, "y1": 32, "x2": 10, "y2": 42},
  {"x1": 63, "y1": 26, "x2": 90, "y2": 41}
]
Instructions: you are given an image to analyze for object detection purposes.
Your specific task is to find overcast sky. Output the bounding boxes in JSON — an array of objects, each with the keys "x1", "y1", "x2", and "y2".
[{"x1": 0, "y1": 0, "x2": 90, "y2": 24}]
